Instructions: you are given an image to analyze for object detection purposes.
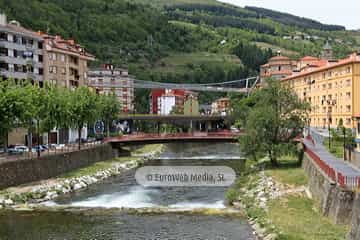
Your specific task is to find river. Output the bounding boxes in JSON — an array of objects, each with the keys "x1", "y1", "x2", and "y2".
[{"x1": 0, "y1": 143, "x2": 256, "y2": 240}]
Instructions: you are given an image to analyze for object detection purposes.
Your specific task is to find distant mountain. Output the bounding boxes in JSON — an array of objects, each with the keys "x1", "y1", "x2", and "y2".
[
  {"x1": 1, "y1": 0, "x2": 359, "y2": 111},
  {"x1": 245, "y1": 6, "x2": 345, "y2": 31}
]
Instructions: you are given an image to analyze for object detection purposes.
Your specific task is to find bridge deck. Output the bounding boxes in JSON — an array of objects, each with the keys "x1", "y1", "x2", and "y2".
[{"x1": 105, "y1": 132, "x2": 241, "y2": 144}]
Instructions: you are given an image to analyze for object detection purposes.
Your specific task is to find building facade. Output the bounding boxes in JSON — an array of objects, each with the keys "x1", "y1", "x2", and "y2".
[
  {"x1": 88, "y1": 65, "x2": 135, "y2": 113},
  {"x1": 0, "y1": 14, "x2": 44, "y2": 84},
  {"x1": 184, "y1": 91, "x2": 199, "y2": 116},
  {"x1": 281, "y1": 53, "x2": 360, "y2": 130},
  {"x1": 211, "y1": 97, "x2": 231, "y2": 116},
  {"x1": 149, "y1": 89, "x2": 198, "y2": 115},
  {"x1": 41, "y1": 34, "x2": 94, "y2": 89}
]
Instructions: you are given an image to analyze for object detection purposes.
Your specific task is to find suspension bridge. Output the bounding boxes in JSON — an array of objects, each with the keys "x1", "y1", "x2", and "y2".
[{"x1": 89, "y1": 76, "x2": 260, "y2": 93}]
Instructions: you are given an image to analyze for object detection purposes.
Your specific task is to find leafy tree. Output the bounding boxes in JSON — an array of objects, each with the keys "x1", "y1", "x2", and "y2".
[
  {"x1": 0, "y1": 80, "x2": 28, "y2": 151},
  {"x1": 98, "y1": 93, "x2": 121, "y2": 137},
  {"x1": 69, "y1": 87, "x2": 99, "y2": 149},
  {"x1": 237, "y1": 79, "x2": 310, "y2": 166}
]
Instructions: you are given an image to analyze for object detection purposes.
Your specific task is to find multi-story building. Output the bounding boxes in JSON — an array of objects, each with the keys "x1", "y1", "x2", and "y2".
[
  {"x1": 281, "y1": 53, "x2": 360, "y2": 130},
  {"x1": 149, "y1": 89, "x2": 198, "y2": 115},
  {"x1": 0, "y1": 14, "x2": 44, "y2": 84},
  {"x1": 88, "y1": 65, "x2": 134, "y2": 113},
  {"x1": 41, "y1": 34, "x2": 94, "y2": 89},
  {"x1": 211, "y1": 97, "x2": 231, "y2": 116},
  {"x1": 184, "y1": 91, "x2": 199, "y2": 116}
]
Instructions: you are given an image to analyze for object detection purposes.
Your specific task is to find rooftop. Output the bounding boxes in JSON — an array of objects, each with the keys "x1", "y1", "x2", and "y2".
[{"x1": 282, "y1": 53, "x2": 360, "y2": 81}]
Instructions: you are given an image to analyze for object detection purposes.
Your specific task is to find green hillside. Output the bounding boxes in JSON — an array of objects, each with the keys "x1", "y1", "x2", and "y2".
[{"x1": 0, "y1": 0, "x2": 359, "y2": 111}]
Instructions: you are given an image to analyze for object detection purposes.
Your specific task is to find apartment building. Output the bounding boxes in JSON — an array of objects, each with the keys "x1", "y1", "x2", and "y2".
[
  {"x1": 0, "y1": 14, "x2": 44, "y2": 84},
  {"x1": 149, "y1": 89, "x2": 196, "y2": 115},
  {"x1": 281, "y1": 53, "x2": 360, "y2": 130},
  {"x1": 41, "y1": 34, "x2": 94, "y2": 89},
  {"x1": 211, "y1": 97, "x2": 231, "y2": 116},
  {"x1": 88, "y1": 65, "x2": 134, "y2": 113}
]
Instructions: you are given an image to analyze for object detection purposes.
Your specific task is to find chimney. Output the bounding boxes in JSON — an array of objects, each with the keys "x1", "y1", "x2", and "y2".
[{"x1": 0, "y1": 13, "x2": 7, "y2": 26}]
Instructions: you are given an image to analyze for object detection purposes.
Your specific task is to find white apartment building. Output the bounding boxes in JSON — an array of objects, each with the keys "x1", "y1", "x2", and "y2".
[{"x1": 0, "y1": 14, "x2": 44, "y2": 84}]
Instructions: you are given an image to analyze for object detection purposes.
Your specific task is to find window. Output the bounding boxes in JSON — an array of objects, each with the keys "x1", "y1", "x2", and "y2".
[
  {"x1": 328, "y1": 83, "x2": 332, "y2": 89},
  {"x1": 346, "y1": 92, "x2": 351, "y2": 99},
  {"x1": 328, "y1": 71, "x2": 332, "y2": 78},
  {"x1": 322, "y1": 84, "x2": 326, "y2": 90},
  {"x1": 358, "y1": 122, "x2": 360, "y2": 135},
  {"x1": 346, "y1": 118, "x2": 351, "y2": 126},
  {"x1": 347, "y1": 67, "x2": 351, "y2": 74},
  {"x1": 49, "y1": 66, "x2": 57, "y2": 74},
  {"x1": 346, "y1": 105, "x2": 351, "y2": 112},
  {"x1": 346, "y1": 79, "x2": 351, "y2": 87},
  {"x1": 49, "y1": 53, "x2": 57, "y2": 61},
  {"x1": 61, "y1": 67, "x2": 66, "y2": 75},
  {"x1": 60, "y1": 54, "x2": 65, "y2": 62}
]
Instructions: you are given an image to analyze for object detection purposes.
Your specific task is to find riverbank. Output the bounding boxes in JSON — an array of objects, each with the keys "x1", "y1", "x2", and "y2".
[
  {"x1": 227, "y1": 156, "x2": 348, "y2": 240},
  {"x1": 0, "y1": 144, "x2": 164, "y2": 209}
]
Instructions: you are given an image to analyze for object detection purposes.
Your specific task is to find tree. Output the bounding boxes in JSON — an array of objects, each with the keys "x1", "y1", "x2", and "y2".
[
  {"x1": 0, "y1": 80, "x2": 28, "y2": 151},
  {"x1": 237, "y1": 79, "x2": 310, "y2": 166},
  {"x1": 98, "y1": 93, "x2": 121, "y2": 137},
  {"x1": 69, "y1": 87, "x2": 99, "y2": 150}
]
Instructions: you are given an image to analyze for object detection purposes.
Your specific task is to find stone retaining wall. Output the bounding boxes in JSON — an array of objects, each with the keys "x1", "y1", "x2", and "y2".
[
  {"x1": 302, "y1": 153, "x2": 355, "y2": 225},
  {"x1": 348, "y1": 193, "x2": 360, "y2": 240},
  {"x1": 0, "y1": 144, "x2": 118, "y2": 189}
]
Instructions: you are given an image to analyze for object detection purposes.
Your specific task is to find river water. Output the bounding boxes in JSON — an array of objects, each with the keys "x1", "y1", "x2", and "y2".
[{"x1": 0, "y1": 143, "x2": 256, "y2": 240}]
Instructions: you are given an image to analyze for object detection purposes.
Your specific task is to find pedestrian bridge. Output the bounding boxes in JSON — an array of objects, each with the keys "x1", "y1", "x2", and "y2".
[{"x1": 105, "y1": 131, "x2": 242, "y2": 146}]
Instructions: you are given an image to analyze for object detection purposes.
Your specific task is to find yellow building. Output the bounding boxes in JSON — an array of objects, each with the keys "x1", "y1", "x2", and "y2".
[{"x1": 281, "y1": 53, "x2": 360, "y2": 131}]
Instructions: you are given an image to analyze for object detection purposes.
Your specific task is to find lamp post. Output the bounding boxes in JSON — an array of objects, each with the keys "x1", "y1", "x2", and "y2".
[{"x1": 327, "y1": 111, "x2": 331, "y2": 150}]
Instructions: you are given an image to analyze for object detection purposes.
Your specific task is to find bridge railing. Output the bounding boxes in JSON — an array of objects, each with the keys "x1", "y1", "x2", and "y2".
[
  {"x1": 105, "y1": 131, "x2": 240, "y2": 142},
  {"x1": 304, "y1": 135, "x2": 360, "y2": 189}
]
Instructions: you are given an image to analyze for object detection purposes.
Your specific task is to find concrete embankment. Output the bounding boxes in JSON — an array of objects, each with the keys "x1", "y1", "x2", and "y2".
[
  {"x1": 302, "y1": 153, "x2": 355, "y2": 225},
  {"x1": 302, "y1": 152, "x2": 360, "y2": 240},
  {"x1": 0, "y1": 144, "x2": 164, "y2": 209},
  {"x1": 0, "y1": 144, "x2": 118, "y2": 190}
]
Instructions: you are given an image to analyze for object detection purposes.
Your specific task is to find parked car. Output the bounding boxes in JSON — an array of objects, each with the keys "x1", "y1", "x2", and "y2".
[
  {"x1": 33, "y1": 145, "x2": 46, "y2": 152},
  {"x1": 8, "y1": 145, "x2": 29, "y2": 154}
]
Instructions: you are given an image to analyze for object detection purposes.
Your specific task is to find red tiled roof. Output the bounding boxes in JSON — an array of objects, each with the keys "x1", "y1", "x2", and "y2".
[
  {"x1": 282, "y1": 54, "x2": 360, "y2": 81},
  {"x1": 0, "y1": 23, "x2": 42, "y2": 40},
  {"x1": 40, "y1": 33, "x2": 94, "y2": 59}
]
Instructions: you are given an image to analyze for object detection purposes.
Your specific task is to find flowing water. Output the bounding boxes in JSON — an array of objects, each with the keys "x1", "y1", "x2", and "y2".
[{"x1": 0, "y1": 143, "x2": 255, "y2": 240}]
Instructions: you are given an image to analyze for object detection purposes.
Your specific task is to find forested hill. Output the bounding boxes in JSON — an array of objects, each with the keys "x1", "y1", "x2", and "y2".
[
  {"x1": 244, "y1": 7, "x2": 345, "y2": 31},
  {"x1": 1, "y1": 0, "x2": 359, "y2": 112}
]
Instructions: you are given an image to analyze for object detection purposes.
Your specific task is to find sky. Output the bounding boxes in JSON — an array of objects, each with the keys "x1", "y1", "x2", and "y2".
[{"x1": 218, "y1": 0, "x2": 359, "y2": 30}]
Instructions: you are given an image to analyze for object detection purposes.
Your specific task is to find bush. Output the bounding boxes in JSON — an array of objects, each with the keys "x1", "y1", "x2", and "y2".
[{"x1": 225, "y1": 188, "x2": 239, "y2": 205}]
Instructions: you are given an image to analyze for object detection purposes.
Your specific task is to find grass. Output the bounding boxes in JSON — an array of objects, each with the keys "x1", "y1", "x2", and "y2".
[
  {"x1": 324, "y1": 139, "x2": 344, "y2": 159},
  {"x1": 60, "y1": 144, "x2": 163, "y2": 179},
  {"x1": 151, "y1": 52, "x2": 242, "y2": 74},
  {"x1": 268, "y1": 196, "x2": 348, "y2": 240},
  {"x1": 230, "y1": 155, "x2": 348, "y2": 240},
  {"x1": 265, "y1": 156, "x2": 308, "y2": 187}
]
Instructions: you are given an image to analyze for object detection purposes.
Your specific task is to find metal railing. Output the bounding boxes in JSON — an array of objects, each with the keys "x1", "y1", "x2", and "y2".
[
  {"x1": 0, "y1": 141, "x2": 104, "y2": 162},
  {"x1": 304, "y1": 135, "x2": 360, "y2": 189},
  {"x1": 105, "y1": 131, "x2": 240, "y2": 143}
]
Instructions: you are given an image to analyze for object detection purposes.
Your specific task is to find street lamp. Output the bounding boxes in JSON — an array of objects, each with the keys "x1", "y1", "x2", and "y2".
[{"x1": 327, "y1": 111, "x2": 332, "y2": 150}]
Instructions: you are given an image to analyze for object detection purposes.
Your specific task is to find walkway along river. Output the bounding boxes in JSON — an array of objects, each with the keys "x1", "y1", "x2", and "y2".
[{"x1": 0, "y1": 143, "x2": 256, "y2": 240}]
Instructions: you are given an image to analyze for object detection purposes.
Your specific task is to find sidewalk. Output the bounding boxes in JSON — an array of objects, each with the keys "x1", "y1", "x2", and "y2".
[{"x1": 303, "y1": 135, "x2": 360, "y2": 188}]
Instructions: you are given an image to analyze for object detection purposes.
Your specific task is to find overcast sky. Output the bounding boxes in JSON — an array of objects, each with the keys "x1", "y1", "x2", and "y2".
[{"x1": 218, "y1": 0, "x2": 359, "y2": 30}]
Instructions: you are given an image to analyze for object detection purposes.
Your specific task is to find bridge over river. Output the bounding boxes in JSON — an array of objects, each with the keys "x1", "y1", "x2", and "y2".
[{"x1": 105, "y1": 131, "x2": 242, "y2": 146}]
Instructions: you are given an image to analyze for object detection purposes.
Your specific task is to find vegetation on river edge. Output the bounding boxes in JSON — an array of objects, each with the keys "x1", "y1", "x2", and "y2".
[
  {"x1": 0, "y1": 81, "x2": 120, "y2": 150},
  {"x1": 232, "y1": 79, "x2": 310, "y2": 166},
  {"x1": 226, "y1": 156, "x2": 348, "y2": 240}
]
